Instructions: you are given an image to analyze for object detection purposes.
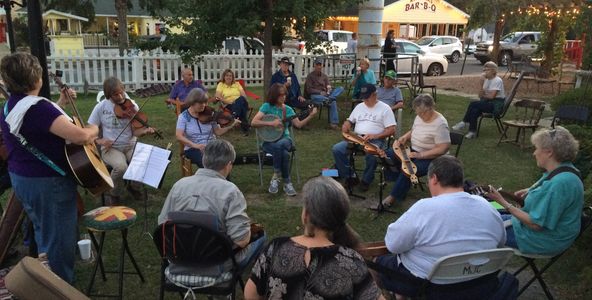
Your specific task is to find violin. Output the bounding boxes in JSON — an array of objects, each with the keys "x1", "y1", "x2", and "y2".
[
  {"x1": 195, "y1": 106, "x2": 236, "y2": 128},
  {"x1": 393, "y1": 141, "x2": 419, "y2": 184},
  {"x1": 113, "y1": 99, "x2": 163, "y2": 139}
]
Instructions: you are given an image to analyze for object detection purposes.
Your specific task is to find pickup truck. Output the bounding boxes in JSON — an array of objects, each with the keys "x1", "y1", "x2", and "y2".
[{"x1": 473, "y1": 31, "x2": 541, "y2": 66}]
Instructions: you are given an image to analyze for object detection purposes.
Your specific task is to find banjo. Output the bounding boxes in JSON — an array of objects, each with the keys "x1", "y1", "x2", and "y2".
[{"x1": 258, "y1": 103, "x2": 315, "y2": 142}]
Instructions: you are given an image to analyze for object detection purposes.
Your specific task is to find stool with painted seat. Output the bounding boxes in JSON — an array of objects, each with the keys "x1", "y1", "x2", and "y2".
[{"x1": 82, "y1": 206, "x2": 145, "y2": 299}]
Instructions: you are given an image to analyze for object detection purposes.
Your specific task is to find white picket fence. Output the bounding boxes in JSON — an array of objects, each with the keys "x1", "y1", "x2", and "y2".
[{"x1": 47, "y1": 49, "x2": 357, "y2": 93}]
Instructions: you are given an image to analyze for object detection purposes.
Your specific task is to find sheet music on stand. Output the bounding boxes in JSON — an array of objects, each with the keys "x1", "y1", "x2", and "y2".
[
  {"x1": 124, "y1": 142, "x2": 172, "y2": 238},
  {"x1": 124, "y1": 142, "x2": 171, "y2": 188}
]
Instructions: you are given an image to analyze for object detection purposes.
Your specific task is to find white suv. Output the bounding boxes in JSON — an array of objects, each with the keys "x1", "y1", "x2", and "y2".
[{"x1": 416, "y1": 35, "x2": 464, "y2": 63}]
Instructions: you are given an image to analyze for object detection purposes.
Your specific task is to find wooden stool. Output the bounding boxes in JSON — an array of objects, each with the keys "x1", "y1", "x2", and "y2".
[
  {"x1": 181, "y1": 155, "x2": 193, "y2": 177},
  {"x1": 82, "y1": 206, "x2": 145, "y2": 299}
]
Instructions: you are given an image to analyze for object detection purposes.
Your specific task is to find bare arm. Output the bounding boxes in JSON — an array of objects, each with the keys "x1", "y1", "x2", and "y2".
[
  {"x1": 175, "y1": 128, "x2": 204, "y2": 150},
  {"x1": 235, "y1": 231, "x2": 251, "y2": 248},
  {"x1": 49, "y1": 116, "x2": 98, "y2": 145},
  {"x1": 251, "y1": 111, "x2": 282, "y2": 128},
  {"x1": 412, "y1": 143, "x2": 450, "y2": 160},
  {"x1": 244, "y1": 279, "x2": 263, "y2": 300},
  {"x1": 341, "y1": 120, "x2": 353, "y2": 133},
  {"x1": 488, "y1": 189, "x2": 542, "y2": 231},
  {"x1": 363, "y1": 125, "x2": 395, "y2": 141},
  {"x1": 213, "y1": 120, "x2": 240, "y2": 136}
]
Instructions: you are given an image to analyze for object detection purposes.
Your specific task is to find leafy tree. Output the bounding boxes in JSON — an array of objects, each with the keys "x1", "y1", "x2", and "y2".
[{"x1": 144, "y1": 0, "x2": 361, "y2": 91}]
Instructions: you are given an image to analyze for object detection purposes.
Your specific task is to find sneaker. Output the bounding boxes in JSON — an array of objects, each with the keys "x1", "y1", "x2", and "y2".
[
  {"x1": 452, "y1": 121, "x2": 466, "y2": 131},
  {"x1": 465, "y1": 131, "x2": 477, "y2": 139},
  {"x1": 268, "y1": 178, "x2": 280, "y2": 194},
  {"x1": 284, "y1": 183, "x2": 297, "y2": 196},
  {"x1": 381, "y1": 196, "x2": 394, "y2": 207}
]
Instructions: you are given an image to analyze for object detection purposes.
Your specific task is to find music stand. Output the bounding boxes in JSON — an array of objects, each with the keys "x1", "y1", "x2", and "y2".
[
  {"x1": 346, "y1": 143, "x2": 365, "y2": 200},
  {"x1": 368, "y1": 161, "x2": 397, "y2": 219}
]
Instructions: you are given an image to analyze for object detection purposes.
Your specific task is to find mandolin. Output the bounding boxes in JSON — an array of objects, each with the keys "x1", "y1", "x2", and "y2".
[
  {"x1": 50, "y1": 71, "x2": 114, "y2": 195},
  {"x1": 393, "y1": 141, "x2": 419, "y2": 184}
]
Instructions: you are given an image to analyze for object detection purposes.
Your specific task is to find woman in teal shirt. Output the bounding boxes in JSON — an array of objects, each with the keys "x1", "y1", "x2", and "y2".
[
  {"x1": 351, "y1": 57, "x2": 377, "y2": 99},
  {"x1": 251, "y1": 83, "x2": 317, "y2": 196},
  {"x1": 489, "y1": 126, "x2": 583, "y2": 255}
]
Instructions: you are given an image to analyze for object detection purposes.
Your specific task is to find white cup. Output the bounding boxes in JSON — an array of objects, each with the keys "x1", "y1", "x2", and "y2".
[
  {"x1": 356, "y1": 67, "x2": 361, "y2": 72},
  {"x1": 286, "y1": 77, "x2": 292, "y2": 83},
  {"x1": 78, "y1": 239, "x2": 91, "y2": 260}
]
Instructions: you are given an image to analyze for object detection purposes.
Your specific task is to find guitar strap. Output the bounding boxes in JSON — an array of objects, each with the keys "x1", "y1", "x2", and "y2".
[
  {"x1": 3, "y1": 102, "x2": 66, "y2": 176},
  {"x1": 531, "y1": 165, "x2": 582, "y2": 190}
]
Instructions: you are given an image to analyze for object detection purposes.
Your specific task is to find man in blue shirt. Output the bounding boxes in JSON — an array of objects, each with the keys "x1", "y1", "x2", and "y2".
[
  {"x1": 166, "y1": 68, "x2": 208, "y2": 109},
  {"x1": 270, "y1": 57, "x2": 307, "y2": 110},
  {"x1": 377, "y1": 70, "x2": 404, "y2": 110}
]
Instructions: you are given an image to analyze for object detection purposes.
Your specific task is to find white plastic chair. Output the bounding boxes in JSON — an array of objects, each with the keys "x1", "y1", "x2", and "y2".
[{"x1": 426, "y1": 248, "x2": 515, "y2": 284}]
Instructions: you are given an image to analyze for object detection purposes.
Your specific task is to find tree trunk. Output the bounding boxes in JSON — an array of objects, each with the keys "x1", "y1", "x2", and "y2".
[
  {"x1": 262, "y1": 0, "x2": 274, "y2": 97},
  {"x1": 115, "y1": 0, "x2": 129, "y2": 56},
  {"x1": 540, "y1": 17, "x2": 558, "y2": 78},
  {"x1": 492, "y1": 19, "x2": 504, "y2": 65}
]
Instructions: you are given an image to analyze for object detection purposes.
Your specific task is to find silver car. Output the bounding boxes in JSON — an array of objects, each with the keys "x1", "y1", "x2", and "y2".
[{"x1": 416, "y1": 35, "x2": 464, "y2": 63}]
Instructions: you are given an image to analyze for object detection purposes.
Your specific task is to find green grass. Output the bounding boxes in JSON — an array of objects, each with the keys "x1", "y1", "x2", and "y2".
[{"x1": 2, "y1": 87, "x2": 589, "y2": 299}]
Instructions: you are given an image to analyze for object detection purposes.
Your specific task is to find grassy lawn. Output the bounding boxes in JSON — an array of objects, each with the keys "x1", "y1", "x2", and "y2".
[{"x1": 2, "y1": 85, "x2": 590, "y2": 299}]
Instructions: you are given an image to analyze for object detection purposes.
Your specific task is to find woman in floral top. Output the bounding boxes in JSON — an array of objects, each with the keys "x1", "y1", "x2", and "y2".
[{"x1": 244, "y1": 177, "x2": 384, "y2": 300}]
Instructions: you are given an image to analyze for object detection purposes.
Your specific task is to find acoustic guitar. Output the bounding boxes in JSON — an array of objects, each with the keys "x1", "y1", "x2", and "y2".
[{"x1": 51, "y1": 72, "x2": 114, "y2": 196}]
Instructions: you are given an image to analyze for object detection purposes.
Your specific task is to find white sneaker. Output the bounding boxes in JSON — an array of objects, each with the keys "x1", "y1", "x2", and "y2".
[
  {"x1": 465, "y1": 131, "x2": 477, "y2": 139},
  {"x1": 268, "y1": 178, "x2": 280, "y2": 194},
  {"x1": 452, "y1": 121, "x2": 466, "y2": 131},
  {"x1": 283, "y1": 183, "x2": 297, "y2": 196}
]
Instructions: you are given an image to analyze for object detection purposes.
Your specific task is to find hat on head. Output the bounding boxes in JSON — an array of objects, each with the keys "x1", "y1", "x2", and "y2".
[
  {"x1": 277, "y1": 57, "x2": 293, "y2": 65},
  {"x1": 359, "y1": 84, "x2": 377, "y2": 99},
  {"x1": 314, "y1": 58, "x2": 324, "y2": 65},
  {"x1": 384, "y1": 70, "x2": 397, "y2": 79}
]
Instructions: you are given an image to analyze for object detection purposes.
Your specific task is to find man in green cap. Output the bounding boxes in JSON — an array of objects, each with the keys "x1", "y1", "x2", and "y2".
[{"x1": 377, "y1": 70, "x2": 404, "y2": 111}]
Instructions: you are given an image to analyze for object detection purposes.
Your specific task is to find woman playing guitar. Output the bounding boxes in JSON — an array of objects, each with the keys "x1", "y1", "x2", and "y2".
[
  {"x1": 88, "y1": 77, "x2": 156, "y2": 205},
  {"x1": 250, "y1": 83, "x2": 317, "y2": 196},
  {"x1": 0, "y1": 52, "x2": 99, "y2": 283}
]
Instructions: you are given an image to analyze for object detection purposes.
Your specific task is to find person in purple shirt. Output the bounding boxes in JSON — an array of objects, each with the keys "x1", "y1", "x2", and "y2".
[
  {"x1": 0, "y1": 52, "x2": 99, "y2": 283},
  {"x1": 165, "y1": 67, "x2": 208, "y2": 110}
]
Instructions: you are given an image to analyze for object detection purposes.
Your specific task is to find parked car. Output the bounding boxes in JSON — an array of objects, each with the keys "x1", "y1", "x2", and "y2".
[
  {"x1": 282, "y1": 30, "x2": 353, "y2": 54},
  {"x1": 473, "y1": 31, "x2": 541, "y2": 66},
  {"x1": 222, "y1": 36, "x2": 264, "y2": 54},
  {"x1": 382, "y1": 39, "x2": 448, "y2": 76},
  {"x1": 416, "y1": 35, "x2": 464, "y2": 63}
]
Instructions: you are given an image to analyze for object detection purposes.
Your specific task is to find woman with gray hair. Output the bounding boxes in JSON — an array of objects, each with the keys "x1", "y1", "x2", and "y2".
[
  {"x1": 452, "y1": 61, "x2": 506, "y2": 139},
  {"x1": 382, "y1": 94, "x2": 451, "y2": 207},
  {"x1": 176, "y1": 88, "x2": 239, "y2": 168},
  {"x1": 244, "y1": 177, "x2": 384, "y2": 300},
  {"x1": 488, "y1": 126, "x2": 584, "y2": 255}
]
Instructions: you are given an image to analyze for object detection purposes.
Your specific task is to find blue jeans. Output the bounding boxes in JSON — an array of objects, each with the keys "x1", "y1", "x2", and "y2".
[
  {"x1": 332, "y1": 139, "x2": 384, "y2": 184},
  {"x1": 310, "y1": 86, "x2": 344, "y2": 125},
  {"x1": 10, "y1": 172, "x2": 78, "y2": 283},
  {"x1": 228, "y1": 96, "x2": 250, "y2": 129},
  {"x1": 262, "y1": 137, "x2": 293, "y2": 182},
  {"x1": 462, "y1": 99, "x2": 495, "y2": 131},
  {"x1": 376, "y1": 254, "x2": 424, "y2": 297},
  {"x1": 384, "y1": 149, "x2": 432, "y2": 201},
  {"x1": 184, "y1": 148, "x2": 204, "y2": 168},
  {"x1": 501, "y1": 214, "x2": 519, "y2": 248}
]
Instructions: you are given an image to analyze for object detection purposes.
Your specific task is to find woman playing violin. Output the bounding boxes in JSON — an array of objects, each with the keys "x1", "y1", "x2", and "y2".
[
  {"x1": 0, "y1": 52, "x2": 98, "y2": 283},
  {"x1": 215, "y1": 69, "x2": 251, "y2": 135},
  {"x1": 251, "y1": 83, "x2": 317, "y2": 196},
  {"x1": 88, "y1": 77, "x2": 155, "y2": 205},
  {"x1": 176, "y1": 88, "x2": 240, "y2": 168},
  {"x1": 382, "y1": 94, "x2": 450, "y2": 207}
]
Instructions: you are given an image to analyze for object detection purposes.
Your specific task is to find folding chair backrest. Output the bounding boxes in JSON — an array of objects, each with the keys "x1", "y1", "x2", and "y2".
[
  {"x1": 153, "y1": 211, "x2": 234, "y2": 266},
  {"x1": 426, "y1": 248, "x2": 514, "y2": 283},
  {"x1": 579, "y1": 206, "x2": 592, "y2": 237},
  {"x1": 511, "y1": 99, "x2": 545, "y2": 126},
  {"x1": 418, "y1": 64, "x2": 425, "y2": 87},
  {"x1": 499, "y1": 72, "x2": 525, "y2": 119},
  {"x1": 449, "y1": 131, "x2": 464, "y2": 158},
  {"x1": 551, "y1": 105, "x2": 590, "y2": 128}
]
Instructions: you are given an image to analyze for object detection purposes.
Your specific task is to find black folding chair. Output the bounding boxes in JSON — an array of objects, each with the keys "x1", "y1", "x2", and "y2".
[
  {"x1": 551, "y1": 105, "x2": 590, "y2": 128},
  {"x1": 512, "y1": 206, "x2": 592, "y2": 300}
]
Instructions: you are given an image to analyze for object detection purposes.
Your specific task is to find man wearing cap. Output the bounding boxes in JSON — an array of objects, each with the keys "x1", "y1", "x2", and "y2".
[
  {"x1": 305, "y1": 58, "x2": 344, "y2": 130},
  {"x1": 270, "y1": 57, "x2": 307, "y2": 111},
  {"x1": 332, "y1": 83, "x2": 396, "y2": 191},
  {"x1": 377, "y1": 70, "x2": 404, "y2": 111}
]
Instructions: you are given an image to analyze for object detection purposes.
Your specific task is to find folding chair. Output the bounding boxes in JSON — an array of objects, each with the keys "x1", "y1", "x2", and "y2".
[
  {"x1": 412, "y1": 64, "x2": 437, "y2": 102},
  {"x1": 255, "y1": 126, "x2": 300, "y2": 186},
  {"x1": 153, "y1": 211, "x2": 252, "y2": 300},
  {"x1": 551, "y1": 105, "x2": 590, "y2": 128},
  {"x1": 477, "y1": 71, "x2": 525, "y2": 137},
  {"x1": 512, "y1": 206, "x2": 592, "y2": 300}
]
